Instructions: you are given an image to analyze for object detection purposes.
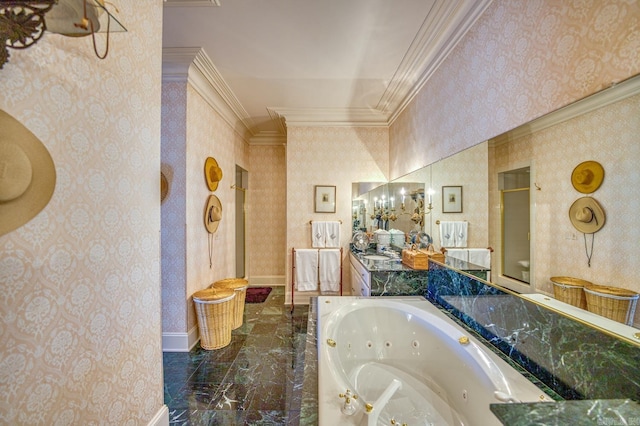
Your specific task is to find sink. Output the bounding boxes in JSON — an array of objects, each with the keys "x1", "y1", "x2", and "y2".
[{"x1": 363, "y1": 255, "x2": 389, "y2": 261}]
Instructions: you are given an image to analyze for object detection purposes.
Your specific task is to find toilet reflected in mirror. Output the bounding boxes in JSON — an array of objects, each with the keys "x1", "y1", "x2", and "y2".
[{"x1": 499, "y1": 167, "x2": 531, "y2": 285}]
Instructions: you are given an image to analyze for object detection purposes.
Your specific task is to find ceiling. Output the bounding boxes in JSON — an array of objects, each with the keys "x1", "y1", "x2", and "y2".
[{"x1": 162, "y1": 0, "x2": 492, "y2": 143}]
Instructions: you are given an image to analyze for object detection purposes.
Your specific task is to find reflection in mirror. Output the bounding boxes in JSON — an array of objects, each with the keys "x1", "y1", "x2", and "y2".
[
  {"x1": 380, "y1": 74, "x2": 640, "y2": 342},
  {"x1": 499, "y1": 167, "x2": 531, "y2": 284}
]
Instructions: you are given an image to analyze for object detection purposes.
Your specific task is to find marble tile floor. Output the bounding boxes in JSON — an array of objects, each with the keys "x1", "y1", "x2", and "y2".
[{"x1": 163, "y1": 287, "x2": 310, "y2": 425}]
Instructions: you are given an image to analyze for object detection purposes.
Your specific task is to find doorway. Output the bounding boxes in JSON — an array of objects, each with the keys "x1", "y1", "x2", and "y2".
[
  {"x1": 499, "y1": 167, "x2": 531, "y2": 285},
  {"x1": 234, "y1": 165, "x2": 248, "y2": 278}
]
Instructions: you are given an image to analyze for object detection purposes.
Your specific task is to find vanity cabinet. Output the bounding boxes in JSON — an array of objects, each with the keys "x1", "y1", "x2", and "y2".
[{"x1": 349, "y1": 254, "x2": 371, "y2": 296}]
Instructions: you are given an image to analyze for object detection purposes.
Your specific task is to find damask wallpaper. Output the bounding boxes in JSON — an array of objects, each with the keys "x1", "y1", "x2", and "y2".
[
  {"x1": 0, "y1": 1, "x2": 165, "y2": 424},
  {"x1": 286, "y1": 126, "x2": 389, "y2": 303},
  {"x1": 390, "y1": 0, "x2": 640, "y2": 180},
  {"x1": 248, "y1": 144, "x2": 287, "y2": 280}
]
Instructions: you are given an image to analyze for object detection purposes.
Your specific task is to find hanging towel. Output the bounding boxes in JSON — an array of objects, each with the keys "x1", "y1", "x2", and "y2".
[
  {"x1": 454, "y1": 221, "x2": 468, "y2": 248},
  {"x1": 446, "y1": 249, "x2": 468, "y2": 262},
  {"x1": 325, "y1": 221, "x2": 340, "y2": 248},
  {"x1": 319, "y1": 249, "x2": 341, "y2": 292},
  {"x1": 439, "y1": 221, "x2": 456, "y2": 247},
  {"x1": 295, "y1": 249, "x2": 318, "y2": 291},
  {"x1": 311, "y1": 221, "x2": 326, "y2": 248},
  {"x1": 468, "y1": 248, "x2": 491, "y2": 269}
]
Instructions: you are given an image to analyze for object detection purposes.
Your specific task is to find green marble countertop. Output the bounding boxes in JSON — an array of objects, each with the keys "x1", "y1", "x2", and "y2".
[{"x1": 351, "y1": 248, "x2": 490, "y2": 273}]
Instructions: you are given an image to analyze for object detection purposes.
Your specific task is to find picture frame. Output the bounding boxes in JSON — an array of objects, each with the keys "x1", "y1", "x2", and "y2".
[
  {"x1": 314, "y1": 185, "x2": 336, "y2": 213},
  {"x1": 442, "y1": 186, "x2": 463, "y2": 213}
]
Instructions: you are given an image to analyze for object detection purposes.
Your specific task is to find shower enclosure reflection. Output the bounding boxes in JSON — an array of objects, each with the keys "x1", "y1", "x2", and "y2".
[{"x1": 499, "y1": 167, "x2": 531, "y2": 284}]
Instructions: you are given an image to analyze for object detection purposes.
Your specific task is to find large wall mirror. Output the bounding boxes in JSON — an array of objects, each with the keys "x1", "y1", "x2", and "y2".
[{"x1": 353, "y1": 74, "x2": 640, "y2": 343}]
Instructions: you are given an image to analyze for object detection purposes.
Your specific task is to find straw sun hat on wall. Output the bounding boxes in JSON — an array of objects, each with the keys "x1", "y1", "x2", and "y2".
[
  {"x1": 204, "y1": 157, "x2": 223, "y2": 192},
  {"x1": 0, "y1": 109, "x2": 56, "y2": 236},
  {"x1": 204, "y1": 194, "x2": 222, "y2": 234},
  {"x1": 571, "y1": 161, "x2": 604, "y2": 194},
  {"x1": 569, "y1": 197, "x2": 605, "y2": 234}
]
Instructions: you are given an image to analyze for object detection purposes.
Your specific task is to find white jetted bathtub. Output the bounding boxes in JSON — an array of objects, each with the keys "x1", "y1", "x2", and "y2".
[{"x1": 317, "y1": 296, "x2": 552, "y2": 425}]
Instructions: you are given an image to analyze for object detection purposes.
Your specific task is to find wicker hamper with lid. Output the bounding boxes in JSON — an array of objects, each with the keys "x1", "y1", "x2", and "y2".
[
  {"x1": 550, "y1": 276, "x2": 592, "y2": 309},
  {"x1": 584, "y1": 284, "x2": 639, "y2": 326},
  {"x1": 211, "y1": 278, "x2": 249, "y2": 330},
  {"x1": 192, "y1": 288, "x2": 235, "y2": 350}
]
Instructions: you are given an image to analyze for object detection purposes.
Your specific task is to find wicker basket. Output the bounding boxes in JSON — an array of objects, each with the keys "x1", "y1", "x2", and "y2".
[
  {"x1": 584, "y1": 284, "x2": 639, "y2": 326},
  {"x1": 550, "y1": 276, "x2": 592, "y2": 309},
  {"x1": 211, "y1": 278, "x2": 249, "y2": 330},
  {"x1": 192, "y1": 288, "x2": 235, "y2": 350}
]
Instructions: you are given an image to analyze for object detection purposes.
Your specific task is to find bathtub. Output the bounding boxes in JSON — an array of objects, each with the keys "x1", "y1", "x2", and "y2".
[{"x1": 317, "y1": 296, "x2": 552, "y2": 425}]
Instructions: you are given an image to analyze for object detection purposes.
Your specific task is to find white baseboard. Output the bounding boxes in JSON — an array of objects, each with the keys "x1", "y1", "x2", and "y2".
[
  {"x1": 162, "y1": 326, "x2": 200, "y2": 352},
  {"x1": 249, "y1": 275, "x2": 285, "y2": 286},
  {"x1": 147, "y1": 405, "x2": 169, "y2": 426}
]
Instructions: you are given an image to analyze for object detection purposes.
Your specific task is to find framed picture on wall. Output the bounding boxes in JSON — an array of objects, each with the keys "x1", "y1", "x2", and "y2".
[
  {"x1": 314, "y1": 185, "x2": 336, "y2": 213},
  {"x1": 442, "y1": 186, "x2": 463, "y2": 213}
]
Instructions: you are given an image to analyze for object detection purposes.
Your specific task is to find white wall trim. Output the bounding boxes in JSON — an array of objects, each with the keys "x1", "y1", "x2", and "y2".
[
  {"x1": 387, "y1": 0, "x2": 493, "y2": 125},
  {"x1": 249, "y1": 276, "x2": 286, "y2": 286},
  {"x1": 162, "y1": 326, "x2": 200, "y2": 352},
  {"x1": 162, "y1": 47, "x2": 253, "y2": 139},
  {"x1": 147, "y1": 405, "x2": 169, "y2": 426}
]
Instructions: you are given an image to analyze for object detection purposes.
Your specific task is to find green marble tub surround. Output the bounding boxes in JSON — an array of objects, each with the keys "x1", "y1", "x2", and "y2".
[
  {"x1": 427, "y1": 261, "x2": 640, "y2": 401},
  {"x1": 490, "y1": 399, "x2": 640, "y2": 426},
  {"x1": 369, "y1": 269, "x2": 428, "y2": 296}
]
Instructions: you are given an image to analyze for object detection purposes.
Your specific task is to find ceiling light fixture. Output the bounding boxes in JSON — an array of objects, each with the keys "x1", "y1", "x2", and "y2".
[{"x1": 0, "y1": 0, "x2": 126, "y2": 69}]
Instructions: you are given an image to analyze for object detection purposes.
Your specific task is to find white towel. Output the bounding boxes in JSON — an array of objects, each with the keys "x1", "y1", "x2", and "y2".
[
  {"x1": 311, "y1": 221, "x2": 325, "y2": 248},
  {"x1": 319, "y1": 249, "x2": 341, "y2": 292},
  {"x1": 446, "y1": 249, "x2": 467, "y2": 262},
  {"x1": 454, "y1": 221, "x2": 468, "y2": 248},
  {"x1": 324, "y1": 221, "x2": 340, "y2": 248},
  {"x1": 295, "y1": 249, "x2": 318, "y2": 291},
  {"x1": 468, "y1": 248, "x2": 491, "y2": 269},
  {"x1": 439, "y1": 221, "x2": 456, "y2": 247}
]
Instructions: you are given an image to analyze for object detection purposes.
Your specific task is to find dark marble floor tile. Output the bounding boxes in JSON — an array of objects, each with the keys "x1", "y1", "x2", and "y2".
[
  {"x1": 168, "y1": 408, "x2": 246, "y2": 425},
  {"x1": 164, "y1": 287, "x2": 310, "y2": 425},
  {"x1": 244, "y1": 410, "x2": 287, "y2": 425},
  {"x1": 250, "y1": 383, "x2": 289, "y2": 411},
  {"x1": 209, "y1": 382, "x2": 256, "y2": 411},
  {"x1": 188, "y1": 361, "x2": 232, "y2": 385}
]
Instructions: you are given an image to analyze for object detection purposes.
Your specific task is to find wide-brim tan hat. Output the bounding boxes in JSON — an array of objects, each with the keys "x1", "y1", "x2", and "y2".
[
  {"x1": 160, "y1": 172, "x2": 168, "y2": 202},
  {"x1": 204, "y1": 157, "x2": 223, "y2": 192},
  {"x1": 204, "y1": 194, "x2": 222, "y2": 233},
  {"x1": 569, "y1": 197, "x2": 605, "y2": 234},
  {"x1": 571, "y1": 161, "x2": 604, "y2": 194},
  {"x1": 0, "y1": 109, "x2": 56, "y2": 236},
  {"x1": 45, "y1": 0, "x2": 103, "y2": 37}
]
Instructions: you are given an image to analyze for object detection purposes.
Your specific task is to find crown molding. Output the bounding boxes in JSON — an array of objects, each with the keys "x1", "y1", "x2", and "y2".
[
  {"x1": 387, "y1": 0, "x2": 493, "y2": 125},
  {"x1": 164, "y1": 0, "x2": 221, "y2": 6},
  {"x1": 249, "y1": 131, "x2": 287, "y2": 146},
  {"x1": 271, "y1": 107, "x2": 389, "y2": 127},
  {"x1": 491, "y1": 74, "x2": 640, "y2": 146},
  {"x1": 266, "y1": 108, "x2": 287, "y2": 135},
  {"x1": 162, "y1": 47, "x2": 253, "y2": 139}
]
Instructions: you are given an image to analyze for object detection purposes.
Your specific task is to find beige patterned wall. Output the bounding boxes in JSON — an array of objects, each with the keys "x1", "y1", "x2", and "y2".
[
  {"x1": 489, "y1": 93, "x2": 640, "y2": 328},
  {"x1": 248, "y1": 144, "x2": 287, "y2": 280},
  {"x1": 286, "y1": 126, "x2": 389, "y2": 303},
  {"x1": 161, "y1": 81, "x2": 188, "y2": 334},
  {"x1": 390, "y1": 0, "x2": 640, "y2": 180},
  {"x1": 0, "y1": 1, "x2": 165, "y2": 423},
  {"x1": 161, "y1": 80, "x2": 250, "y2": 337},
  {"x1": 185, "y1": 85, "x2": 249, "y2": 331}
]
